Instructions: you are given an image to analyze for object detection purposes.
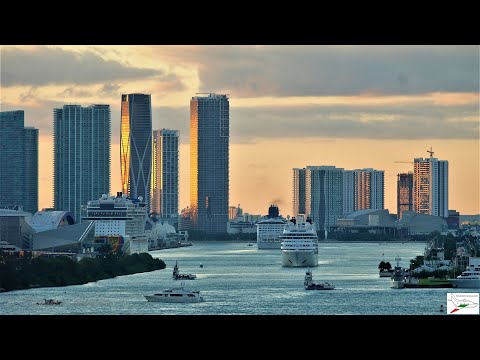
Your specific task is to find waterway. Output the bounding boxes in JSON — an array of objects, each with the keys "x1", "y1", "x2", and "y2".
[{"x1": 1, "y1": 241, "x2": 477, "y2": 315}]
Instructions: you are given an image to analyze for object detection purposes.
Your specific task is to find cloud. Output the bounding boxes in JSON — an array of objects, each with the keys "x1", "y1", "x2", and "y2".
[
  {"x1": 1, "y1": 47, "x2": 161, "y2": 87},
  {"x1": 184, "y1": 45, "x2": 479, "y2": 97}
]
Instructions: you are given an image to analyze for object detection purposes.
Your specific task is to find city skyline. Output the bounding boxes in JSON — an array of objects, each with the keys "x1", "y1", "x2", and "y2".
[{"x1": 1, "y1": 45, "x2": 478, "y2": 216}]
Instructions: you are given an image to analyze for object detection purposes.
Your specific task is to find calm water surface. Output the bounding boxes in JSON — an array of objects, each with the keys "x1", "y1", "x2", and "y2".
[{"x1": 1, "y1": 241, "x2": 477, "y2": 315}]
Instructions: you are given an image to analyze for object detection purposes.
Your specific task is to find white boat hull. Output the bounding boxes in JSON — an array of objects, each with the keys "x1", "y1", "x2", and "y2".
[
  {"x1": 144, "y1": 295, "x2": 204, "y2": 303},
  {"x1": 448, "y1": 279, "x2": 480, "y2": 289},
  {"x1": 390, "y1": 280, "x2": 405, "y2": 289},
  {"x1": 282, "y1": 251, "x2": 318, "y2": 267},
  {"x1": 257, "y1": 241, "x2": 281, "y2": 249}
]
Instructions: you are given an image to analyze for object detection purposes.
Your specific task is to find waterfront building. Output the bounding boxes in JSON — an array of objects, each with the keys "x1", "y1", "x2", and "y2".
[
  {"x1": 413, "y1": 156, "x2": 448, "y2": 217},
  {"x1": 151, "y1": 129, "x2": 179, "y2": 220},
  {"x1": 0, "y1": 110, "x2": 38, "y2": 214},
  {"x1": 397, "y1": 172, "x2": 414, "y2": 219},
  {"x1": 53, "y1": 104, "x2": 110, "y2": 223},
  {"x1": 293, "y1": 168, "x2": 306, "y2": 216},
  {"x1": 121, "y1": 94, "x2": 152, "y2": 211},
  {"x1": 190, "y1": 93, "x2": 229, "y2": 233}
]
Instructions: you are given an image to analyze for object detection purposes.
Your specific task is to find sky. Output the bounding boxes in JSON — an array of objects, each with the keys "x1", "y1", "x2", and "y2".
[{"x1": 1, "y1": 45, "x2": 479, "y2": 216}]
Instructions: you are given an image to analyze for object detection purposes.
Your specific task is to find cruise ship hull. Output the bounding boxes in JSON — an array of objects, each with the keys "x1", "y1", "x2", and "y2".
[
  {"x1": 448, "y1": 279, "x2": 480, "y2": 288},
  {"x1": 282, "y1": 251, "x2": 318, "y2": 267},
  {"x1": 257, "y1": 241, "x2": 281, "y2": 250}
]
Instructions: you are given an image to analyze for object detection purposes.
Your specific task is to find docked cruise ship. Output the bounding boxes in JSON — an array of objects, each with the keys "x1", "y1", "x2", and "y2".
[
  {"x1": 280, "y1": 215, "x2": 318, "y2": 267},
  {"x1": 81, "y1": 192, "x2": 148, "y2": 254},
  {"x1": 256, "y1": 205, "x2": 287, "y2": 249}
]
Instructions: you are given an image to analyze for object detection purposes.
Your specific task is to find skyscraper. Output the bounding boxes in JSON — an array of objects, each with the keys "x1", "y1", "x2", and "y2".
[
  {"x1": 0, "y1": 111, "x2": 38, "y2": 214},
  {"x1": 120, "y1": 94, "x2": 152, "y2": 209},
  {"x1": 342, "y1": 170, "x2": 355, "y2": 215},
  {"x1": 190, "y1": 93, "x2": 229, "y2": 233},
  {"x1": 354, "y1": 168, "x2": 384, "y2": 210},
  {"x1": 151, "y1": 129, "x2": 179, "y2": 219},
  {"x1": 293, "y1": 168, "x2": 306, "y2": 216},
  {"x1": 305, "y1": 166, "x2": 344, "y2": 232},
  {"x1": 53, "y1": 105, "x2": 110, "y2": 222},
  {"x1": 397, "y1": 172, "x2": 413, "y2": 219},
  {"x1": 413, "y1": 157, "x2": 448, "y2": 217}
]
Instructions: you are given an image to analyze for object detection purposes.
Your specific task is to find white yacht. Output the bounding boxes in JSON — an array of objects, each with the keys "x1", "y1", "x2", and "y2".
[
  {"x1": 280, "y1": 215, "x2": 318, "y2": 267},
  {"x1": 256, "y1": 205, "x2": 287, "y2": 249},
  {"x1": 144, "y1": 284, "x2": 204, "y2": 303},
  {"x1": 449, "y1": 257, "x2": 480, "y2": 289}
]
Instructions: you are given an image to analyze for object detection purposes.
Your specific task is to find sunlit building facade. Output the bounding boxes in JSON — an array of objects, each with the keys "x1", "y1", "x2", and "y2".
[
  {"x1": 0, "y1": 110, "x2": 38, "y2": 214},
  {"x1": 53, "y1": 104, "x2": 110, "y2": 223},
  {"x1": 120, "y1": 94, "x2": 152, "y2": 210},
  {"x1": 354, "y1": 168, "x2": 384, "y2": 211},
  {"x1": 413, "y1": 157, "x2": 448, "y2": 217},
  {"x1": 190, "y1": 94, "x2": 229, "y2": 233},
  {"x1": 293, "y1": 168, "x2": 306, "y2": 216},
  {"x1": 397, "y1": 172, "x2": 413, "y2": 219},
  {"x1": 151, "y1": 129, "x2": 179, "y2": 219}
]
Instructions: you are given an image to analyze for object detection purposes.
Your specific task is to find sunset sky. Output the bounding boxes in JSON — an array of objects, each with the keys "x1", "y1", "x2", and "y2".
[{"x1": 1, "y1": 45, "x2": 479, "y2": 215}]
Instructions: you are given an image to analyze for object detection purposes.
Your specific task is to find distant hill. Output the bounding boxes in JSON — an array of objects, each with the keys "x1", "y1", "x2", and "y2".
[{"x1": 460, "y1": 214, "x2": 480, "y2": 223}]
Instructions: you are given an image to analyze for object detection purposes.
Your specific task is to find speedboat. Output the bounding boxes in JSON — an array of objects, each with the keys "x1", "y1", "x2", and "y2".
[
  {"x1": 144, "y1": 285, "x2": 204, "y2": 303},
  {"x1": 304, "y1": 269, "x2": 335, "y2": 290}
]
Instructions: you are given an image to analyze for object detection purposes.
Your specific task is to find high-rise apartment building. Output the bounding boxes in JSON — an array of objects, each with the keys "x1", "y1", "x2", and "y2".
[
  {"x1": 305, "y1": 166, "x2": 344, "y2": 231},
  {"x1": 53, "y1": 104, "x2": 110, "y2": 222},
  {"x1": 190, "y1": 93, "x2": 229, "y2": 233},
  {"x1": 397, "y1": 172, "x2": 413, "y2": 219},
  {"x1": 293, "y1": 168, "x2": 306, "y2": 216},
  {"x1": 413, "y1": 157, "x2": 448, "y2": 217},
  {"x1": 0, "y1": 110, "x2": 38, "y2": 214},
  {"x1": 151, "y1": 129, "x2": 179, "y2": 219},
  {"x1": 120, "y1": 94, "x2": 152, "y2": 210}
]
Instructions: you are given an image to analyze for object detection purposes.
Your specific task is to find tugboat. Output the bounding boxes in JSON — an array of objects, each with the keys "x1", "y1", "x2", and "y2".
[
  {"x1": 390, "y1": 257, "x2": 406, "y2": 289},
  {"x1": 172, "y1": 261, "x2": 197, "y2": 280},
  {"x1": 37, "y1": 299, "x2": 62, "y2": 305},
  {"x1": 304, "y1": 269, "x2": 335, "y2": 290}
]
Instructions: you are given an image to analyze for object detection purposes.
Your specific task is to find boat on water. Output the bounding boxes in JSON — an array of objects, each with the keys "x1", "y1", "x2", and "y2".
[
  {"x1": 304, "y1": 269, "x2": 335, "y2": 290},
  {"x1": 379, "y1": 269, "x2": 394, "y2": 277},
  {"x1": 199, "y1": 263, "x2": 203, "y2": 268},
  {"x1": 390, "y1": 257, "x2": 406, "y2": 289},
  {"x1": 37, "y1": 299, "x2": 62, "y2": 305},
  {"x1": 448, "y1": 257, "x2": 480, "y2": 289},
  {"x1": 144, "y1": 284, "x2": 204, "y2": 303},
  {"x1": 172, "y1": 261, "x2": 196, "y2": 280},
  {"x1": 256, "y1": 205, "x2": 287, "y2": 249},
  {"x1": 280, "y1": 215, "x2": 318, "y2": 267}
]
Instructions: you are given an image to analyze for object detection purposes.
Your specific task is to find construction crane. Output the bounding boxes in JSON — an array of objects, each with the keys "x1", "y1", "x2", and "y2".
[
  {"x1": 394, "y1": 160, "x2": 414, "y2": 164},
  {"x1": 427, "y1": 147, "x2": 434, "y2": 158}
]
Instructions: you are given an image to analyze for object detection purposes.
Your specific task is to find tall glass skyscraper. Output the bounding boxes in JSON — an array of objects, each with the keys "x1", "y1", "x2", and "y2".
[
  {"x1": 190, "y1": 94, "x2": 229, "y2": 233},
  {"x1": 151, "y1": 129, "x2": 179, "y2": 219},
  {"x1": 292, "y1": 168, "x2": 306, "y2": 216},
  {"x1": 53, "y1": 104, "x2": 110, "y2": 222},
  {"x1": 120, "y1": 94, "x2": 152, "y2": 210},
  {"x1": 0, "y1": 110, "x2": 38, "y2": 214}
]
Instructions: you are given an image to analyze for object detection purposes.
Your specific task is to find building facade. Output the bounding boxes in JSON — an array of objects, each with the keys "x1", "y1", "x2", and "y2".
[
  {"x1": 151, "y1": 129, "x2": 179, "y2": 219},
  {"x1": 120, "y1": 94, "x2": 152, "y2": 210},
  {"x1": 354, "y1": 168, "x2": 384, "y2": 211},
  {"x1": 190, "y1": 94, "x2": 229, "y2": 233},
  {"x1": 342, "y1": 170, "x2": 355, "y2": 216},
  {"x1": 0, "y1": 111, "x2": 38, "y2": 214},
  {"x1": 413, "y1": 157, "x2": 448, "y2": 218},
  {"x1": 305, "y1": 166, "x2": 344, "y2": 232},
  {"x1": 293, "y1": 168, "x2": 306, "y2": 216},
  {"x1": 397, "y1": 172, "x2": 413, "y2": 219},
  {"x1": 53, "y1": 105, "x2": 110, "y2": 223}
]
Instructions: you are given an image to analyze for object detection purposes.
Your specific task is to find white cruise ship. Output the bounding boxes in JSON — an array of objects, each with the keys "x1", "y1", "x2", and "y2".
[
  {"x1": 280, "y1": 215, "x2": 318, "y2": 267},
  {"x1": 256, "y1": 205, "x2": 287, "y2": 249},
  {"x1": 81, "y1": 192, "x2": 148, "y2": 254}
]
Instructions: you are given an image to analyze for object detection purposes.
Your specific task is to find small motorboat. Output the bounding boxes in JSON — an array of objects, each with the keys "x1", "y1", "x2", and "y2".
[
  {"x1": 37, "y1": 299, "x2": 62, "y2": 305},
  {"x1": 199, "y1": 263, "x2": 203, "y2": 268}
]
